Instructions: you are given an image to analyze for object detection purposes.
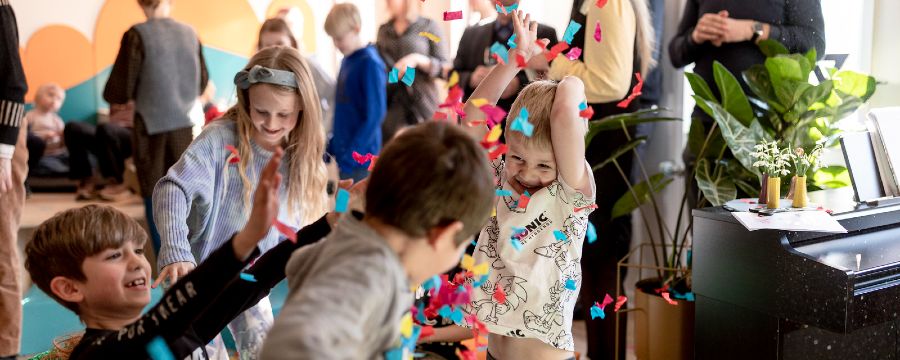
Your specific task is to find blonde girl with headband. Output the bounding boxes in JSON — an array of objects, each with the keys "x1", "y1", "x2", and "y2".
[{"x1": 151, "y1": 46, "x2": 328, "y2": 359}]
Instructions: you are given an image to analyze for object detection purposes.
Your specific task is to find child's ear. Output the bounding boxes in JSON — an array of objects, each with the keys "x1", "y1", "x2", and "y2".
[
  {"x1": 427, "y1": 221, "x2": 464, "y2": 249},
  {"x1": 50, "y1": 276, "x2": 85, "y2": 304}
]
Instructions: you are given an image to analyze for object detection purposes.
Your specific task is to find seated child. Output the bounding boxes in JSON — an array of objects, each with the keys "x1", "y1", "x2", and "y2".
[
  {"x1": 24, "y1": 149, "x2": 337, "y2": 359},
  {"x1": 25, "y1": 83, "x2": 68, "y2": 176},
  {"x1": 460, "y1": 11, "x2": 597, "y2": 360},
  {"x1": 259, "y1": 122, "x2": 495, "y2": 359}
]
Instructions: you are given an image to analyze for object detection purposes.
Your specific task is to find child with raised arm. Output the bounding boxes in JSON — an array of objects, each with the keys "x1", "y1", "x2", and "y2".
[
  {"x1": 460, "y1": 10, "x2": 597, "y2": 360},
  {"x1": 23, "y1": 149, "x2": 338, "y2": 360}
]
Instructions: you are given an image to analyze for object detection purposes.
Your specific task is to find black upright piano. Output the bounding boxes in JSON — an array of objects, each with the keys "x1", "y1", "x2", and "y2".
[{"x1": 693, "y1": 190, "x2": 900, "y2": 359}]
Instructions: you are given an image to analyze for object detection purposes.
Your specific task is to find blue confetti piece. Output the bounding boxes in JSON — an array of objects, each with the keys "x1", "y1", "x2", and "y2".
[
  {"x1": 562, "y1": 20, "x2": 583, "y2": 44},
  {"x1": 401, "y1": 66, "x2": 416, "y2": 86},
  {"x1": 496, "y1": 189, "x2": 513, "y2": 196},
  {"x1": 449, "y1": 307, "x2": 464, "y2": 324},
  {"x1": 579, "y1": 101, "x2": 588, "y2": 111},
  {"x1": 422, "y1": 275, "x2": 441, "y2": 293},
  {"x1": 507, "y1": 34, "x2": 517, "y2": 49},
  {"x1": 438, "y1": 305, "x2": 452, "y2": 318},
  {"x1": 553, "y1": 230, "x2": 567, "y2": 242},
  {"x1": 495, "y1": 1, "x2": 518, "y2": 13},
  {"x1": 239, "y1": 273, "x2": 257, "y2": 282},
  {"x1": 335, "y1": 188, "x2": 350, "y2": 213},
  {"x1": 471, "y1": 239, "x2": 478, "y2": 246},
  {"x1": 490, "y1": 42, "x2": 509, "y2": 64},
  {"x1": 146, "y1": 336, "x2": 175, "y2": 360},
  {"x1": 587, "y1": 222, "x2": 597, "y2": 244},
  {"x1": 472, "y1": 274, "x2": 489, "y2": 288},
  {"x1": 510, "y1": 237, "x2": 523, "y2": 251},
  {"x1": 565, "y1": 278, "x2": 577, "y2": 291},
  {"x1": 509, "y1": 107, "x2": 533, "y2": 137},
  {"x1": 384, "y1": 348, "x2": 404, "y2": 360},
  {"x1": 590, "y1": 304, "x2": 606, "y2": 319},
  {"x1": 388, "y1": 67, "x2": 399, "y2": 84},
  {"x1": 416, "y1": 302, "x2": 427, "y2": 323},
  {"x1": 685, "y1": 292, "x2": 695, "y2": 302}
]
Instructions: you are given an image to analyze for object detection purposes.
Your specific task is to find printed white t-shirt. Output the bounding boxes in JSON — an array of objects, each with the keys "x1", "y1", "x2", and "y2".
[{"x1": 464, "y1": 158, "x2": 596, "y2": 351}]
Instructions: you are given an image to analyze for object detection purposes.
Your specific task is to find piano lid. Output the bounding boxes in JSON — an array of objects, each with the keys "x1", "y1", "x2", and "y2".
[{"x1": 794, "y1": 224, "x2": 900, "y2": 273}]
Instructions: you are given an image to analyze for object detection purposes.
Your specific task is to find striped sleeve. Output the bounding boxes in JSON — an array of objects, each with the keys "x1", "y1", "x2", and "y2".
[{"x1": 0, "y1": 1, "x2": 27, "y2": 150}]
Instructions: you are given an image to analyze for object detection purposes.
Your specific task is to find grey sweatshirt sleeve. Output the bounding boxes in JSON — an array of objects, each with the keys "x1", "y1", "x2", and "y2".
[
  {"x1": 259, "y1": 251, "x2": 390, "y2": 360},
  {"x1": 153, "y1": 125, "x2": 223, "y2": 267}
]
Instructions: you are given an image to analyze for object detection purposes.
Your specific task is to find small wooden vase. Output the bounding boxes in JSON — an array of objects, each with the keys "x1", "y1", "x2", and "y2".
[
  {"x1": 792, "y1": 176, "x2": 808, "y2": 208},
  {"x1": 767, "y1": 176, "x2": 781, "y2": 209},
  {"x1": 758, "y1": 174, "x2": 769, "y2": 205}
]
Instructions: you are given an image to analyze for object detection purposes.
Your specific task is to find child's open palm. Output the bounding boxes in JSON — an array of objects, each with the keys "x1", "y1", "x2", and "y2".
[{"x1": 512, "y1": 10, "x2": 549, "y2": 62}]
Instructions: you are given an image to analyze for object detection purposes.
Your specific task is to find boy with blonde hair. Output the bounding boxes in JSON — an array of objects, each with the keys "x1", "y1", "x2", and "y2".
[
  {"x1": 461, "y1": 11, "x2": 597, "y2": 360},
  {"x1": 323, "y1": 3, "x2": 386, "y2": 181}
]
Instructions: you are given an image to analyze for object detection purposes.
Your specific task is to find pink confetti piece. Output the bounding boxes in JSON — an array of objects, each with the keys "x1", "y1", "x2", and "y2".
[
  {"x1": 515, "y1": 53, "x2": 527, "y2": 68},
  {"x1": 479, "y1": 104, "x2": 508, "y2": 128},
  {"x1": 594, "y1": 21, "x2": 602, "y2": 42},
  {"x1": 596, "y1": 0, "x2": 608, "y2": 8},
  {"x1": 493, "y1": 283, "x2": 507, "y2": 304},
  {"x1": 579, "y1": 105, "x2": 595, "y2": 119},
  {"x1": 599, "y1": 293, "x2": 614, "y2": 310},
  {"x1": 565, "y1": 47, "x2": 582, "y2": 61},
  {"x1": 614, "y1": 295, "x2": 627, "y2": 312},
  {"x1": 492, "y1": 52, "x2": 506, "y2": 65},
  {"x1": 443, "y1": 10, "x2": 463, "y2": 21},
  {"x1": 616, "y1": 72, "x2": 644, "y2": 108},
  {"x1": 575, "y1": 204, "x2": 598, "y2": 212},
  {"x1": 274, "y1": 219, "x2": 297, "y2": 243},
  {"x1": 517, "y1": 192, "x2": 531, "y2": 209},
  {"x1": 433, "y1": 111, "x2": 448, "y2": 121},
  {"x1": 352, "y1": 151, "x2": 374, "y2": 165},
  {"x1": 661, "y1": 292, "x2": 678, "y2": 306},
  {"x1": 367, "y1": 156, "x2": 379, "y2": 171},
  {"x1": 545, "y1": 42, "x2": 570, "y2": 62}
]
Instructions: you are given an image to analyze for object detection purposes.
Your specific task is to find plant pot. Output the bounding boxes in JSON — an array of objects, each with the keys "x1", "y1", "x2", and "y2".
[
  {"x1": 758, "y1": 174, "x2": 769, "y2": 205},
  {"x1": 766, "y1": 176, "x2": 781, "y2": 209},
  {"x1": 792, "y1": 175, "x2": 808, "y2": 208},
  {"x1": 633, "y1": 279, "x2": 695, "y2": 360}
]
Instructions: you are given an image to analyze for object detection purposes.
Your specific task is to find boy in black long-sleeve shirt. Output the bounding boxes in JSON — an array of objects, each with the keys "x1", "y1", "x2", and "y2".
[{"x1": 24, "y1": 148, "x2": 334, "y2": 359}]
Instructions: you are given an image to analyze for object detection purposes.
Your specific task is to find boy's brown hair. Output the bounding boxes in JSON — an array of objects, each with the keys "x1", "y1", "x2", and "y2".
[
  {"x1": 505, "y1": 80, "x2": 558, "y2": 150},
  {"x1": 137, "y1": 0, "x2": 162, "y2": 10},
  {"x1": 24, "y1": 205, "x2": 148, "y2": 314},
  {"x1": 324, "y1": 3, "x2": 361, "y2": 38},
  {"x1": 258, "y1": 17, "x2": 298, "y2": 50},
  {"x1": 366, "y1": 122, "x2": 494, "y2": 244}
]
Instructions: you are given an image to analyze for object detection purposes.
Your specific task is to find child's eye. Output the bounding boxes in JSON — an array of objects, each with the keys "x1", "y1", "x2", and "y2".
[
  {"x1": 135, "y1": 248, "x2": 145, "y2": 255},
  {"x1": 277, "y1": 113, "x2": 290, "y2": 118},
  {"x1": 511, "y1": 156, "x2": 523, "y2": 162},
  {"x1": 539, "y1": 164, "x2": 552, "y2": 170},
  {"x1": 255, "y1": 109, "x2": 269, "y2": 116},
  {"x1": 106, "y1": 252, "x2": 122, "y2": 260}
]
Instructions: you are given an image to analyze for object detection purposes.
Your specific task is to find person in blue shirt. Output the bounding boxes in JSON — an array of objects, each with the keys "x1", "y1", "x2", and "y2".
[{"x1": 324, "y1": 3, "x2": 387, "y2": 181}]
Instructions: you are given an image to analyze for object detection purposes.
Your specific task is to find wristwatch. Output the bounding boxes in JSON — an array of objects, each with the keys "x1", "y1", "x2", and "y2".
[{"x1": 750, "y1": 21, "x2": 764, "y2": 43}]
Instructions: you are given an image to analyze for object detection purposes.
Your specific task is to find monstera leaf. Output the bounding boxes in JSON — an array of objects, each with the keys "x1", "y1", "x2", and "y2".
[
  {"x1": 695, "y1": 158, "x2": 737, "y2": 206},
  {"x1": 610, "y1": 173, "x2": 673, "y2": 219}
]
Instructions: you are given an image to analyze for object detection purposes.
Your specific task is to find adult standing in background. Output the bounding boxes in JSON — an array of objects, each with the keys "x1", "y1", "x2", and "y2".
[
  {"x1": 544, "y1": 0, "x2": 655, "y2": 358},
  {"x1": 453, "y1": 0, "x2": 558, "y2": 112},
  {"x1": 0, "y1": 1, "x2": 28, "y2": 359},
  {"x1": 376, "y1": 0, "x2": 449, "y2": 142}
]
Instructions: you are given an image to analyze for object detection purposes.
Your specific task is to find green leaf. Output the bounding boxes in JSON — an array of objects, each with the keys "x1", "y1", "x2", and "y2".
[
  {"x1": 813, "y1": 165, "x2": 851, "y2": 189},
  {"x1": 766, "y1": 56, "x2": 804, "y2": 87},
  {"x1": 743, "y1": 65, "x2": 786, "y2": 114},
  {"x1": 757, "y1": 39, "x2": 789, "y2": 57},
  {"x1": 805, "y1": 48, "x2": 818, "y2": 69},
  {"x1": 694, "y1": 97, "x2": 769, "y2": 177},
  {"x1": 695, "y1": 159, "x2": 737, "y2": 206},
  {"x1": 592, "y1": 137, "x2": 646, "y2": 171},
  {"x1": 713, "y1": 61, "x2": 755, "y2": 126},
  {"x1": 686, "y1": 72, "x2": 716, "y2": 103},
  {"x1": 833, "y1": 70, "x2": 877, "y2": 102},
  {"x1": 610, "y1": 173, "x2": 673, "y2": 219},
  {"x1": 797, "y1": 80, "x2": 833, "y2": 112}
]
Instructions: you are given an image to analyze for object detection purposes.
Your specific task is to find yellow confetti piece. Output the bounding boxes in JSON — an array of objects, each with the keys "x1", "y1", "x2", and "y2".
[
  {"x1": 470, "y1": 98, "x2": 488, "y2": 107},
  {"x1": 472, "y1": 262, "x2": 489, "y2": 276},
  {"x1": 492, "y1": 207, "x2": 497, "y2": 217},
  {"x1": 418, "y1": 31, "x2": 441, "y2": 43},
  {"x1": 461, "y1": 254, "x2": 475, "y2": 270},
  {"x1": 448, "y1": 71, "x2": 459, "y2": 88},
  {"x1": 400, "y1": 313, "x2": 413, "y2": 338},
  {"x1": 486, "y1": 124, "x2": 502, "y2": 142}
]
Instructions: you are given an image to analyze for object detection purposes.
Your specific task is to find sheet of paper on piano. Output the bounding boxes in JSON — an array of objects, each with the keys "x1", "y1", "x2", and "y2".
[{"x1": 732, "y1": 211, "x2": 848, "y2": 233}]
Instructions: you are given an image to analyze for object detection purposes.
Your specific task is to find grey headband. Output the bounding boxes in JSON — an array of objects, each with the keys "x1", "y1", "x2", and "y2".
[{"x1": 234, "y1": 65, "x2": 299, "y2": 90}]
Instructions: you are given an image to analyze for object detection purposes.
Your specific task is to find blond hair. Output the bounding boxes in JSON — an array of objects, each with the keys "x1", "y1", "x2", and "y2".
[
  {"x1": 36, "y1": 83, "x2": 64, "y2": 101},
  {"x1": 223, "y1": 46, "x2": 328, "y2": 225},
  {"x1": 324, "y1": 3, "x2": 361, "y2": 38},
  {"x1": 505, "y1": 80, "x2": 558, "y2": 150}
]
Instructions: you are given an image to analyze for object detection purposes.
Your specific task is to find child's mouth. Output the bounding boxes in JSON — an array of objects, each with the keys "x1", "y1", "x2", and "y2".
[{"x1": 125, "y1": 277, "x2": 147, "y2": 289}]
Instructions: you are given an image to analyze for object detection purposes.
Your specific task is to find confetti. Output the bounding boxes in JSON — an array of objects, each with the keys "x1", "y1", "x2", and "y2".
[
  {"x1": 599, "y1": 293, "x2": 614, "y2": 310},
  {"x1": 479, "y1": 104, "x2": 507, "y2": 128},
  {"x1": 400, "y1": 313, "x2": 413, "y2": 337},
  {"x1": 590, "y1": 302, "x2": 605, "y2": 319},
  {"x1": 545, "y1": 41, "x2": 570, "y2": 62},
  {"x1": 487, "y1": 124, "x2": 503, "y2": 142},
  {"x1": 510, "y1": 237, "x2": 523, "y2": 251},
  {"x1": 515, "y1": 53, "x2": 527, "y2": 68},
  {"x1": 433, "y1": 111, "x2": 448, "y2": 121},
  {"x1": 352, "y1": 151, "x2": 375, "y2": 165},
  {"x1": 487, "y1": 144, "x2": 508, "y2": 161},
  {"x1": 579, "y1": 105, "x2": 595, "y2": 119},
  {"x1": 594, "y1": 20, "x2": 603, "y2": 42},
  {"x1": 472, "y1": 262, "x2": 489, "y2": 276},
  {"x1": 335, "y1": 188, "x2": 350, "y2": 213},
  {"x1": 448, "y1": 71, "x2": 459, "y2": 88},
  {"x1": 494, "y1": 0, "x2": 518, "y2": 14},
  {"x1": 553, "y1": 230, "x2": 567, "y2": 242},
  {"x1": 661, "y1": 292, "x2": 678, "y2": 305},
  {"x1": 367, "y1": 155, "x2": 378, "y2": 171},
  {"x1": 587, "y1": 222, "x2": 597, "y2": 243},
  {"x1": 146, "y1": 336, "x2": 175, "y2": 360},
  {"x1": 388, "y1": 67, "x2": 399, "y2": 84},
  {"x1": 579, "y1": 101, "x2": 588, "y2": 111},
  {"x1": 492, "y1": 53, "x2": 506, "y2": 65},
  {"x1": 507, "y1": 34, "x2": 517, "y2": 49},
  {"x1": 401, "y1": 66, "x2": 416, "y2": 86},
  {"x1": 418, "y1": 31, "x2": 441, "y2": 43},
  {"x1": 565, "y1": 47, "x2": 582, "y2": 61},
  {"x1": 517, "y1": 191, "x2": 532, "y2": 210},
  {"x1": 614, "y1": 295, "x2": 627, "y2": 311},
  {"x1": 494, "y1": 282, "x2": 507, "y2": 303},
  {"x1": 596, "y1": 0, "x2": 608, "y2": 8},
  {"x1": 496, "y1": 189, "x2": 513, "y2": 197},
  {"x1": 420, "y1": 325, "x2": 435, "y2": 339},
  {"x1": 562, "y1": 20, "x2": 583, "y2": 44},
  {"x1": 225, "y1": 144, "x2": 240, "y2": 163},
  {"x1": 239, "y1": 272, "x2": 257, "y2": 282},
  {"x1": 510, "y1": 107, "x2": 532, "y2": 137},
  {"x1": 490, "y1": 42, "x2": 509, "y2": 64},
  {"x1": 443, "y1": 10, "x2": 463, "y2": 21},
  {"x1": 617, "y1": 72, "x2": 644, "y2": 108},
  {"x1": 470, "y1": 98, "x2": 489, "y2": 107},
  {"x1": 564, "y1": 278, "x2": 577, "y2": 291},
  {"x1": 274, "y1": 219, "x2": 297, "y2": 243},
  {"x1": 576, "y1": 204, "x2": 599, "y2": 213}
]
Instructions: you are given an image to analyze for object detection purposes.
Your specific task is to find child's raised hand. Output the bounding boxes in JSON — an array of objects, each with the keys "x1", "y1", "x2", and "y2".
[
  {"x1": 233, "y1": 147, "x2": 284, "y2": 259},
  {"x1": 511, "y1": 10, "x2": 549, "y2": 62}
]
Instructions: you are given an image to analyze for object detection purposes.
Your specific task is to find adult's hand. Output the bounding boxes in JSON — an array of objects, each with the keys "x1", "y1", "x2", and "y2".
[
  {"x1": 691, "y1": 11, "x2": 727, "y2": 45},
  {"x1": 152, "y1": 261, "x2": 196, "y2": 288},
  {"x1": 718, "y1": 13, "x2": 756, "y2": 44},
  {"x1": 0, "y1": 158, "x2": 11, "y2": 194}
]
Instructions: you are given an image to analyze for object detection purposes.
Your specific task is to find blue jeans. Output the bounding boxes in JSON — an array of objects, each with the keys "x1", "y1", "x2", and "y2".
[{"x1": 340, "y1": 167, "x2": 369, "y2": 183}]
